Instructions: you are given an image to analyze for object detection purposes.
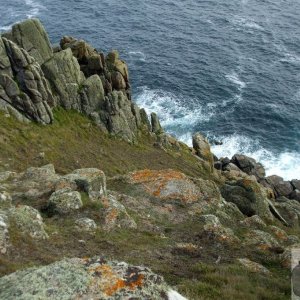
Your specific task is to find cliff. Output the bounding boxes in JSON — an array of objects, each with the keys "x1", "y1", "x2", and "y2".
[{"x1": 0, "y1": 19, "x2": 299, "y2": 300}]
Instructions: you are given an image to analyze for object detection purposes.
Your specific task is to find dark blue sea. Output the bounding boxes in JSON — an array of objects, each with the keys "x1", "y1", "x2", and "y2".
[{"x1": 1, "y1": 0, "x2": 300, "y2": 179}]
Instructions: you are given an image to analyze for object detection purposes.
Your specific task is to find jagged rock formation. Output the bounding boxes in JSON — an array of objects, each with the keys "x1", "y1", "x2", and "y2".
[{"x1": 0, "y1": 19, "x2": 161, "y2": 142}]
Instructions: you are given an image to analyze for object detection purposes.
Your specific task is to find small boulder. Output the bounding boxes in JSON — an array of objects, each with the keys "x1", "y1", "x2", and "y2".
[
  {"x1": 240, "y1": 215, "x2": 267, "y2": 229},
  {"x1": 48, "y1": 189, "x2": 82, "y2": 214},
  {"x1": 99, "y1": 194, "x2": 137, "y2": 231},
  {"x1": 75, "y1": 217, "x2": 97, "y2": 232},
  {"x1": 199, "y1": 214, "x2": 240, "y2": 244},
  {"x1": 245, "y1": 229, "x2": 280, "y2": 252},
  {"x1": 127, "y1": 169, "x2": 203, "y2": 204},
  {"x1": 21, "y1": 164, "x2": 57, "y2": 181},
  {"x1": 8, "y1": 205, "x2": 48, "y2": 240}
]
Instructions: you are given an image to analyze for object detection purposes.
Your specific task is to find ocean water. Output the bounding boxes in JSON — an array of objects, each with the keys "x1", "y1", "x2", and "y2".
[{"x1": 1, "y1": 0, "x2": 300, "y2": 180}]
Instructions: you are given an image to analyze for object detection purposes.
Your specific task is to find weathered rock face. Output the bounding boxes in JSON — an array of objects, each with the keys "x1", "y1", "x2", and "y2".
[
  {"x1": 42, "y1": 48, "x2": 84, "y2": 110},
  {"x1": 0, "y1": 37, "x2": 54, "y2": 124},
  {"x1": 2, "y1": 19, "x2": 53, "y2": 65},
  {"x1": 0, "y1": 256, "x2": 185, "y2": 300}
]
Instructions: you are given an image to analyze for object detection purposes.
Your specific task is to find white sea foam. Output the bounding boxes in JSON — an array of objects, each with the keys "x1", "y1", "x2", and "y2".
[
  {"x1": 128, "y1": 51, "x2": 146, "y2": 62},
  {"x1": 135, "y1": 87, "x2": 215, "y2": 127},
  {"x1": 232, "y1": 16, "x2": 264, "y2": 31},
  {"x1": 25, "y1": 0, "x2": 45, "y2": 18},
  {"x1": 225, "y1": 72, "x2": 246, "y2": 89},
  {"x1": 210, "y1": 134, "x2": 300, "y2": 181},
  {"x1": 0, "y1": 25, "x2": 13, "y2": 31},
  {"x1": 135, "y1": 87, "x2": 216, "y2": 144}
]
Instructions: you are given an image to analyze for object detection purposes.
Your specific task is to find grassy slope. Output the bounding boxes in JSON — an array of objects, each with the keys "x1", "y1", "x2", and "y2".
[
  {"x1": 0, "y1": 109, "x2": 292, "y2": 299},
  {"x1": 0, "y1": 108, "x2": 210, "y2": 178}
]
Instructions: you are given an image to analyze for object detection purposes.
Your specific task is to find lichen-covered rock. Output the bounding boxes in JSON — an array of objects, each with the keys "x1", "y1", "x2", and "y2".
[
  {"x1": 0, "y1": 256, "x2": 185, "y2": 299},
  {"x1": 75, "y1": 217, "x2": 97, "y2": 232},
  {"x1": 245, "y1": 229, "x2": 280, "y2": 252},
  {"x1": 240, "y1": 215, "x2": 267, "y2": 229},
  {"x1": 21, "y1": 164, "x2": 57, "y2": 181},
  {"x1": 58, "y1": 168, "x2": 107, "y2": 198},
  {"x1": 199, "y1": 214, "x2": 240, "y2": 244},
  {"x1": 3, "y1": 19, "x2": 53, "y2": 65},
  {"x1": 99, "y1": 194, "x2": 137, "y2": 231},
  {"x1": 48, "y1": 189, "x2": 82, "y2": 214},
  {"x1": 237, "y1": 258, "x2": 270, "y2": 274},
  {"x1": 269, "y1": 225, "x2": 288, "y2": 242},
  {"x1": 8, "y1": 205, "x2": 48, "y2": 239},
  {"x1": 292, "y1": 180, "x2": 300, "y2": 191},
  {"x1": 127, "y1": 169, "x2": 204, "y2": 204}
]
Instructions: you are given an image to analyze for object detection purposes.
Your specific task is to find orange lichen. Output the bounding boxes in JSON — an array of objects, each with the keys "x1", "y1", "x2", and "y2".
[
  {"x1": 129, "y1": 169, "x2": 200, "y2": 203},
  {"x1": 105, "y1": 208, "x2": 118, "y2": 224},
  {"x1": 130, "y1": 169, "x2": 186, "y2": 184},
  {"x1": 105, "y1": 274, "x2": 144, "y2": 296}
]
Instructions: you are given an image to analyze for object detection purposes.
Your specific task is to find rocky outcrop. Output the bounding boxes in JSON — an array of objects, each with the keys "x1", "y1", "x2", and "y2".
[
  {"x1": 0, "y1": 37, "x2": 54, "y2": 124},
  {"x1": 2, "y1": 19, "x2": 53, "y2": 65},
  {"x1": 0, "y1": 256, "x2": 185, "y2": 300},
  {"x1": 0, "y1": 19, "x2": 163, "y2": 143}
]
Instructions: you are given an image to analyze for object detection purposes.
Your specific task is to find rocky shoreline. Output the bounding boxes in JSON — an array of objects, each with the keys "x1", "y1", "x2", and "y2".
[{"x1": 1, "y1": 18, "x2": 300, "y2": 299}]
